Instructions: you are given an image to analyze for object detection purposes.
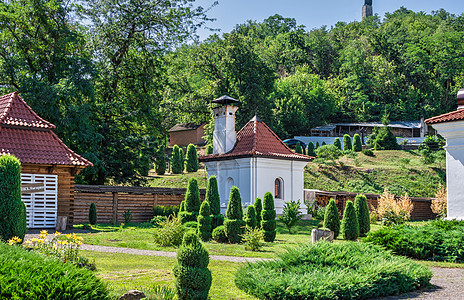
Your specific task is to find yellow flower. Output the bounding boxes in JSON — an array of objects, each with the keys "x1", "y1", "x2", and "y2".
[
  {"x1": 54, "y1": 231, "x2": 62, "y2": 237},
  {"x1": 121, "y1": 223, "x2": 125, "y2": 226},
  {"x1": 65, "y1": 234, "x2": 72, "y2": 239},
  {"x1": 24, "y1": 240, "x2": 31, "y2": 246}
]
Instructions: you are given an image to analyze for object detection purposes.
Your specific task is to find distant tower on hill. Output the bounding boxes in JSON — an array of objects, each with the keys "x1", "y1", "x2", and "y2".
[{"x1": 362, "y1": 0, "x2": 373, "y2": 20}]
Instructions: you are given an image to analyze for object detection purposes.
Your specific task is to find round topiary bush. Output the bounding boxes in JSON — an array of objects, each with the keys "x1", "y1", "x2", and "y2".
[
  {"x1": 198, "y1": 201, "x2": 212, "y2": 242},
  {"x1": 89, "y1": 202, "x2": 97, "y2": 225},
  {"x1": 212, "y1": 225, "x2": 228, "y2": 243},
  {"x1": 205, "y1": 176, "x2": 223, "y2": 229},
  {"x1": 343, "y1": 134, "x2": 352, "y2": 151},
  {"x1": 261, "y1": 192, "x2": 276, "y2": 242},
  {"x1": 206, "y1": 144, "x2": 213, "y2": 155},
  {"x1": 254, "y1": 198, "x2": 262, "y2": 227},
  {"x1": 185, "y1": 144, "x2": 199, "y2": 173},
  {"x1": 323, "y1": 198, "x2": 340, "y2": 238},
  {"x1": 334, "y1": 137, "x2": 342, "y2": 149},
  {"x1": 174, "y1": 232, "x2": 212, "y2": 299},
  {"x1": 341, "y1": 201, "x2": 359, "y2": 240},
  {"x1": 224, "y1": 187, "x2": 245, "y2": 244},
  {"x1": 353, "y1": 134, "x2": 362, "y2": 152},
  {"x1": 354, "y1": 194, "x2": 370, "y2": 237},
  {"x1": 245, "y1": 205, "x2": 257, "y2": 229},
  {"x1": 179, "y1": 178, "x2": 201, "y2": 224}
]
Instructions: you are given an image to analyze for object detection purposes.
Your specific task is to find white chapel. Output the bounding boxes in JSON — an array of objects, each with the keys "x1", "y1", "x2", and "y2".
[{"x1": 199, "y1": 95, "x2": 312, "y2": 214}]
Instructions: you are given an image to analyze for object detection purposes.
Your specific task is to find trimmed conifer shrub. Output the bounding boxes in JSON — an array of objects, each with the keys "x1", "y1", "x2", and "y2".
[
  {"x1": 185, "y1": 144, "x2": 199, "y2": 172},
  {"x1": 334, "y1": 137, "x2": 341, "y2": 149},
  {"x1": 295, "y1": 142, "x2": 303, "y2": 154},
  {"x1": 254, "y1": 198, "x2": 263, "y2": 227},
  {"x1": 179, "y1": 178, "x2": 201, "y2": 223},
  {"x1": 245, "y1": 205, "x2": 257, "y2": 229},
  {"x1": 172, "y1": 145, "x2": 182, "y2": 174},
  {"x1": 198, "y1": 201, "x2": 212, "y2": 242},
  {"x1": 323, "y1": 198, "x2": 340, "y2": 238},
  {"x1": 261, "y1": 192, "x2": 276, "y2": 242},
  {"x1": 315, "y1": 142, "x2": 320, "y2": 149},
  {"x1": 15, "y1": 201, "x2": 27, "y2": 240},
  {"x1": 322, "y1": 141, "x2": 326, "y2": 146},
  {"x1": 341, "y1": 201, "x2": 359, "y2": 240},
  {"x1": 353, "y1": 134, "x2": 362, "y2": 152},
  {"x1": 354, "y1": 194, "x2": 370, "y2": 237},
  {"x1": 212, "y1": 225, "x2": 228, "y2": 243},
  {"x1": 154, "y1": 145, "x2": 167, "y2": 175},
  {"x1": 206, "y1": 144, "x2": 213, "y2": 155},
  {"x1": 179, "y1": 148, "x2": 185, "y2": 172},
  {"x1": 89, "y1": 202, "x2": 97, "y2": 225},
  {"x1": 343, "y1": 134, "x2": 352, "y2": 150},
  {"x1": 0, "y1": 155, "x2": 26, "y2": 241},
  {"x1": 307, "y1": 142, "x2": 315, "y2": 156},
  {"x1": 174, "y1": 232, "x2": 212, "y2": 299},
  {"x1": 224, "y1": 187, "x2": 245, "y2": 243},
  {"x1": 205, "y1": 176, "x2": 223, "y2": 229}
]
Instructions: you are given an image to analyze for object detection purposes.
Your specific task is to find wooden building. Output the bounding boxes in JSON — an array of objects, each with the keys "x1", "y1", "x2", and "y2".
[
  {"x1": 169, "y1": 123, "x2": 206, "y2": 147},
  {"x1": 0, "y1": 92, "x2": 92, "y2": 229}
]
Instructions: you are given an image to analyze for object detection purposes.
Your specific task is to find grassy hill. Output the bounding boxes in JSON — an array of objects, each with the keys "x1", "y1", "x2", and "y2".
[{"x1": 147, "y1": 150, "x2": 445, "y2": 198}]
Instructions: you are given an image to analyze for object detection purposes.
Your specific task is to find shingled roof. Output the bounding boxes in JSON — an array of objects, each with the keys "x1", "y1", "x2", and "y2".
[
  {"x1": 425, "y1": 110, "x2": 464, "y2": 125},
  {"x1": 199, "y1": 116, "x2": 312, "y2": 162},
  {"x1": 0, "y1": 92, "x2": 92, "y2": 166}
]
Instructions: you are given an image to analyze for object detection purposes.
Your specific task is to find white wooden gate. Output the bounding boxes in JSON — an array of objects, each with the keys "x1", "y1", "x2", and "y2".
[{"x1": 21, "y1": 174, "x2": 58, "y2": 228}]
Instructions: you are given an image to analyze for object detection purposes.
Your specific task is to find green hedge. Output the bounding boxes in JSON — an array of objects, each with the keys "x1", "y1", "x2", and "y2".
[
  {"x1": 364, "y1": 220, "x2": 464, "y2": 262},
  {"x1": 153, "y1": 205, "x2": 180, "y2": 217},
  {"x1": 0, "y1": 242, "x2": 109, "y2": 299},
  {"x1": 235, "y1": 242, "x2": 431, "y2": 299}
]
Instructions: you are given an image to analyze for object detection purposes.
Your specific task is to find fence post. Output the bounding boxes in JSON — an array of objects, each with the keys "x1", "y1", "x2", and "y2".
[{"x1": 112, "y1": 192, "x2": 118, "y2": 223}]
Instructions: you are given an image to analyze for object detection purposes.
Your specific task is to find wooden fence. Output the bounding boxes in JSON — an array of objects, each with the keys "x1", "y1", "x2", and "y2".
[{"x1": 74, "y1": 185, "x2": 205, "y2": 224}]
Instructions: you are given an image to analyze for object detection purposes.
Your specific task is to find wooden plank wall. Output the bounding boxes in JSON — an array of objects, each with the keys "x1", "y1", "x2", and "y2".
[{"x1": 73, "y1": 185, "x2": 206, "y2": 224}]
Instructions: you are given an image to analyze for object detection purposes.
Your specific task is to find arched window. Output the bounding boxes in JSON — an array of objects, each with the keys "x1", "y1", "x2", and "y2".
[{"x1": 275, "y1": 178, "x2": 282, "y2": 199}]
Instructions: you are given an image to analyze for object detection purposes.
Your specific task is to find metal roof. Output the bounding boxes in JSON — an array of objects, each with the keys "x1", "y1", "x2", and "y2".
[{"x1": 312, "y1": 121, "x2": 422, "y2": 131}]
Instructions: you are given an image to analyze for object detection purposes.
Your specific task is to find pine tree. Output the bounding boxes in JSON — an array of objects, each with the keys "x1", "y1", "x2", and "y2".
[
  {"x1": 353, "y1": 134, "x2": 362, "y2": 152},
  {"x1": 205, "y1": 176, "x2": 223, "y2": 229},
  {"x1": 343, "y1": 134, "x2": 352, "y2": 151},
  {"x1": 323, "y1": 198, "x2": 340, "y2": 238},
  {"x1": 89, "y1": 203, "x2": 97, "y2": 225},
  {"x1": 174, "y1": 232, "x2": 212, "y2": 299},
  {"x1": 334, "y1": 138, "x2": 341, "y2": 149},
  {"x1": 245, "y1": 205, "x2": 257, "y2": 229},
  {"x1": 354, "y1": 194, "x2": 370, "y2": 237},
  {"x1": 185, "y1": 144, "x2": 199, "y2": 172},
  {"x1": 198, "y1": 201, "x2": 212, "y2": 242},
  {"x1": 315, "y1": 142, "x2": 320, "y2": 149},
  {"x1": 307, "y1": 142, "x2": 315, "y2": 156},
  {"x1": 179, "y1": 178, "x2": 201, "y2": 223},
  {"x1": 322, "y1": 141, "x2": 327, "y2": 146},
  {"x1": 254, "y1": 198, "x2": 263, "y2": 227},
  {"x1": 172, "y1": 145, "x2": 182, "y2": 174},
  {"x1": 261, "y1": 192, "x2": 276, "y2": 242},
  {"x1": 0, "y1": 155, "x2": 26, "y2": 241},
  {"x1": 206, "y1": 144, "x2": 213, "y2": 155},
  {"x1": 341, "y1": 201, "x2": 359, "y2": 240},
  {"x1": 179, "y1": 148, "x2": 185, "y2": 172},
  {"x1": 224, "y1": 187, "x2": 245, "y2": 243},
  {"x1": 295, "y1": 142, "x2": 303, "y2": 154}
]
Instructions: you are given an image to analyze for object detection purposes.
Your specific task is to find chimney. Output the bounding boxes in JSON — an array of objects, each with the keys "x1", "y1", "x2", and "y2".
[
  {"x1": 458, "y1": 88, "x2": 464, "y2": 110},
  {"x1": 212, "y1": 95, "x2": 239, "y2": 154},
  {"x1": 362, "y1": 0, "x2": 373, "y2": 20}
]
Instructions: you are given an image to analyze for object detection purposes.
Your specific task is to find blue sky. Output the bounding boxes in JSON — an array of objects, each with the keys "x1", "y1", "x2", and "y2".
[{"x1": 194, "y1": 0, "x2": 463, "y2": 40}]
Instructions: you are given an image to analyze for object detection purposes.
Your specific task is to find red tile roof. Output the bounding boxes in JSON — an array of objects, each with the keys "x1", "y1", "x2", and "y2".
[
  {"x1": 199, "y1": 116, "x2": 313, "y2": 162},
  {"x1": 425, "y1": 109, "x2": 464, "y2": 125},
  {"x1": 0, "y1": 92, "x2": 92, "y2": 166}
]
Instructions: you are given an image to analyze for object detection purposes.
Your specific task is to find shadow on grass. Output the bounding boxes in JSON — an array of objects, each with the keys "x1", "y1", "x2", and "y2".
[{"x1": 74, "y1": 222, "x2": 154, "y2": 233}]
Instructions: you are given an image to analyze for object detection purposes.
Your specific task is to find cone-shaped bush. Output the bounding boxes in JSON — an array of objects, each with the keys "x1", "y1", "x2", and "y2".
[
  {"x1": 179, "y1": 178, "x2": 201, "y2": 223},
  {"x1": 334, "y1": 138, "x2": 341, "y2": 149},
  {"x1": 254, "y1": 198, "x2": 263, "y2": 227},
  {"x1": 322, "y1": 141, "x2": 326, "y2": 146},
  {"x1": 295, "y1": 142, "x2": 303, "y2": 154},
  {"x1": 245, "y1": 205, "x2": 257, "y2": 229},
  {"x1": 224, "y1": 187, "x2": 245, "y2": 243},
  {"x1": 206, "y1": 144, "x2": 213, "y2": 155},
  {"x1": 174, "y1": 232, "x2": 212, "y2": 299},
  {"x1": 323, "y1": 198, "x2": 340, "y2": 238},
  {"x1": 205, "y1": 176, "x2": 223, "y2": 229},
  {"x1": 179, "y1": 148, "x2": 185, "y2": 172},
  {"x1": 198, "y1": 201, "x2": 212, "y2": 242},
  {"x1": 353, "y1": 134, "x2": 362, "y2": 152},
  {"x1": 186, "y1": 144, "x2": 199, "y2": 172},
  {"x1": 172, "y1": 145, "x2": 182, "y2": 174},
  {"x1": 89, "y1": 203, "x2": 97, "y2": 225},
  {"x1": 341, "y1": 201, "x2": 359, "y2": 240},
  {"x1": 155, "y1": 145, "x2": 167, "y2": 175},
  {"x1": 307, "y1": 142, "x2": 315, "y2": 156},
  {"x1": 343, "y1": 134, "x2": 352, "y2": 151},
  {"x1": 354, "y1": 194, "x2": 370, "y2": 237},
  {"x1": 15, "y1": 201, "x2": 27, "y2": 240},
  {"x1": 0, "y1": 155, "x2": 26, "y2": 241},
  {"x1": 315, "y1": 142, "x2": 320, "y2": 149},
  {"x1": 261, "y1": 192, "x2": 276, "y2": 242}
]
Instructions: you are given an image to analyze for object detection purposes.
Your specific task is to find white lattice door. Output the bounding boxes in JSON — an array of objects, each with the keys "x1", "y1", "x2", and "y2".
[{"x1": 21, "y1": 174, "x2": 58, "y2": 228}]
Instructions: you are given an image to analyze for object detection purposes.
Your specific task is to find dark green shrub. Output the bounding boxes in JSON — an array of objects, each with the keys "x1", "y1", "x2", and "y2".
[
  {"x1": 179, "y1": 148, "x2": 185, "y2": 172},
  {"x1": 198, "y1": 201, "x2": 212, "y2": 242},
  {"x1": 354, "y1": 194, "x2": 370, "y2": 237},
  {"x1": 315, "y1": 141, "x2": 320, "y2": 149},
  {"x1": 122, "y1": 209, "x2": 132, "y2": 223},
  {"x1": 212, "y1": 225, "x2": 228, "y2": 243},
  {"x1": 261, "y1": 192, "x2": 276, "y2": 242},
  {"x1": 315, "y1": 144, "x2": 343, "y2": 164},
  {"x1": 307, "y1": 142, "x2": 315, "y2": 156},
  {"x1": 245, "y1": 205, "x2": 257, "y2": 229},
  {"x1": 322, "y1": 141, "x2": 326, "y2": 146},
  {"x1": 185, "y1": 144, "x2": 199, "y2": 172},
  {"x1": 343, "y1": 134, "x2": 352, "y2": 150},
  {"x1": 0, "y1": 155, "x2": 26, "y2": 241},
  {"x1": 333, "y1": 137, "x2": 341, "y2": 149},
  {"x1": 254, "y1": 198, "x2": 262, "y2": 227},
  {"x1": 174, "y1": 232, "x2": 212, "y2": 299},
  {"x1": 153, "y1": 205, "x2": 180, "y2": 217},
  {"x1": 295, "y1": 142, "x2": 303, "y2": 154},
  {"x1": 341, "y1": 201, "x2": 359, "y2": 240},
  {"x1": 368, "y1": 126, "x2": 398, "y2": 150},
  {"x1": 205, "y1": 176, "x2": 223, "y2": 229},
  {"x1": 15, "y1": 202, "x2": 27, "y2": 240},
  {"x1": 279, "y1": 200, "x2": 303, "y2": 234},
  {"x1": 89, "y1": 203, "x2": 97, "y2": 225},
  {"x1": 151, "y1": 215, "x2": 168, "y2": 227},
  {"x1": 0, "y1": 242, "x2": 109, "y2": 299},
  {"x1": 206, "y1": 144, "x2": 213, "y2": 155},
  {"x1": 179, "y1": 178, "x2": 201, "y2": 223},
  {"x1": 364, "y1": 220, "x2": 464, "y2": 262},
  {"x1": 235, "y1": 242, "x2": 432, "y2": 300},
  {"x1": 171, "y1": 145, "x2": 182, "y2": 174},
  {"x1": 353, "y1": 134, "x2": 362, "y2": 152},
  {"x1": 362, "y1": 149, "x2": 374, "y2": 157},
  {"x1": 323, "y1": 198, "x2": 340, "y2": 238},
  {"x1": 224, "y1": 187, "x2": 245, "y2": 244},
  {"x1": 154, "y1": 144, "x2": 167, "y2": 175}
]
